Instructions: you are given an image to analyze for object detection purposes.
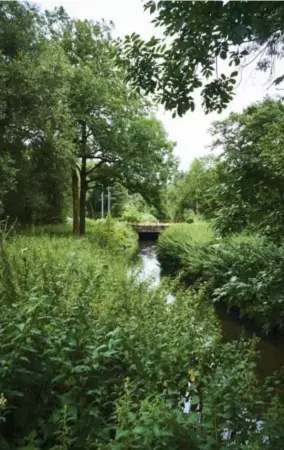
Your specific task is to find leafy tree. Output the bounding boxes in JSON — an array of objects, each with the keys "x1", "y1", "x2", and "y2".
[
  {"x1": 167, "y1": 156, "x2": 218, "y2": 221},
  {"x1": 52, "y1": 16, "x2": 175, "y2": 234},
  {"x1": 110, "y1": 184, "x2": 129, "y2": 218},
  {"x1": 91, "y1": 114, "x2": 177, "y2": 205},
  {"x1": 0, "y1": 2, "x2": 176, "y2": 231},
  {"x1": 0, "y1": 0, "x2": 39, "y2": 217},
  {"x1": 0, "y1": 1, "x2": 74, "y2": 224},
  {"x1": 209, "y1": 98, "x2": 284, "y2": 239},
  {"x1": 120, "y1": 1, "x2": 284, "y2": 115}
]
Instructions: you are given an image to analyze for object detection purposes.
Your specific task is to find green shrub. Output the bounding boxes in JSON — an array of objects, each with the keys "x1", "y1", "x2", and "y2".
[
  {"x1": 183, "y1": 208, "x2": 195, "y2": 223},
  {"x1": 158, "y1": 230, "x2": 284, "y2": 333},
  {"x1": 208, "y1": 236, "x2": 284, "y2": 333},
  {"x1": 121, "y1": 207, "x2": 158, "y2": 225},
  {"x1": 139, "y1": 212, "x2": 157, "y2": 223},
  {"x1": 121, "y1": 206, "x2": 141, "y2": 224},
  {"x1": 85, "y1": 217, "x2": 138, "y2": 254},
  {"x1": 119, "y1": 203, "x2": 158, "y2": 225},
  {"x1": 157, "y1": 222, "x2": 214, "y2": 274},
  {"x1": 0, "y1": 235, "x2": 283, "y2": 448}
]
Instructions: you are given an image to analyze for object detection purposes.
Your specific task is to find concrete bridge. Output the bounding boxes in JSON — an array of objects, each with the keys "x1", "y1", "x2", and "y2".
[{"x1": 135, "y1": 223, "x2": 170, "y2": 240}]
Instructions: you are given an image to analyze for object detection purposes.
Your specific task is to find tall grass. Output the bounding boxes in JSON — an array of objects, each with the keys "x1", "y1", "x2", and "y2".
[
  {"x1": 0, "y1": 231, "x2": 283, "y2": 448},
  {"x1": 18, "y1": 217, "x2": 138, "y2": 256}
]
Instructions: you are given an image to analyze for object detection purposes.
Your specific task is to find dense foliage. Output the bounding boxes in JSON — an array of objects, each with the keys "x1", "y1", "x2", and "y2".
[
  {"x1": 208, "y1": 99, "x2": 284, "y2": 240},
  {"x1": 158, "y1": 225, "x2": 284, "y2": 334},
  {"x1": 0, "y1": 1, "x2": 175, "y2": 232},
  {"x1": 0, "y1": 1, "x2": 74, "y2": 223},
  {"x1": 20, "y1": 217, "x2": 138, "y2": 256},
  {"x1": 0, "y1": 230, "x2": 283, "y2": 449},
  {"x1": 120, "y1": 1, "x2": 284, "y2": 115},
  {"x1": 157, "y1": 222, "x2": 214, "y2": 274},
  {"x1": 166, "y1": 157, "x2": 218, "y2": 222},
  {"x1": 165, "y1": 99, "x2": 284, "y2": 241},
  {"x1": 1, "y1": 2, "x2": 284, "y2": 448},
  {"x1": 88, "y1": 187, "x2": 159, "y2": 223}
]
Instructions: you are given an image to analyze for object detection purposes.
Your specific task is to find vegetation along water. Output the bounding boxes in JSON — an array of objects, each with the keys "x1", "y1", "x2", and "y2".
[{"x1": 2, "y1": 0, "x2": 284, "y2": 448}]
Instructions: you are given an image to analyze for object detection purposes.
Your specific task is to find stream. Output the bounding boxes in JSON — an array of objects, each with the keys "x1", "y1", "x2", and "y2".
[{"x1": 136, "y1": 240, "x2": 284, "y2": 378}]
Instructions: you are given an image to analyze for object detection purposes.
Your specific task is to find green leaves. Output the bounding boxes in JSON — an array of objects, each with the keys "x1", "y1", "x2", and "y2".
[
  {"x1": 0, "y1": 2, "x2": 175, "y2": 229},
  {"x1": 121, "y1": 1, "x2": 284, "y2": 115},
  {"x1": 210, "y1": 99, "x2": 284, "y2": 241},
  {"x1": 166, "y1": 155, "x2": 219, "y2": 221},
  {"x1": 0, "y1": 2, "x2": 74, "y2": 224}
]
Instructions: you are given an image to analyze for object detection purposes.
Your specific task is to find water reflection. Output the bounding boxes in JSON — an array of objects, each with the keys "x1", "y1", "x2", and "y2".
[
  {"x1": 136, "y1": 241, "x2": 161, "y2": 287},
  {"x1": 134, "y1": 241, "x2": 175, "y2": 304}
]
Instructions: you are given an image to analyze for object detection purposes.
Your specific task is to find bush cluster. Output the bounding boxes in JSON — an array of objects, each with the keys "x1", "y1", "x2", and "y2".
[
  {"x1": 121, "y1": 206, "x2": 157, "y2": 224},
  {"x1": 157, "y1": 222, "x2": 214, "y2": 275},
  {"x1": 0, "y1": 235, "x2": 283, "y2": 448},
  {"x1": 158, "y1": 226, "x2": 284, "y2": 333}
]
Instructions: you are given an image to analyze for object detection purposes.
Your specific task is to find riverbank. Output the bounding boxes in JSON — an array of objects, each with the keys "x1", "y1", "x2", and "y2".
[
  {"x1": 137, "y1": 241, "x2": 284, "y2": 379},
  {"x1": 157, "y1": 223, "x2": 284, "y2": 334},
  {"x1": 0, "y1": 225, "x2": 284, "y2": 448}
]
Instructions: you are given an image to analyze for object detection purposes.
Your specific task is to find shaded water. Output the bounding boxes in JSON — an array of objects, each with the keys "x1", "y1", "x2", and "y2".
[{"x1": 136, "y1": 241, "x2": 284, "y2": 378}]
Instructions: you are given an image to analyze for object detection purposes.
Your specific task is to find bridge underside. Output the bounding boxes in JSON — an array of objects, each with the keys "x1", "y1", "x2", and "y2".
[
  {"x1": 138, "y1": 230, "x2": 160, "y2": 241},
  {"x1": 135, "y1": 223, "x2": 170, "y2": 241}
]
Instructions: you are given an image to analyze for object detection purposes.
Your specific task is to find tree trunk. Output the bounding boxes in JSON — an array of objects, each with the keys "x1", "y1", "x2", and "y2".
[
  {"x1": 79, "y1": 155, "x2": 87, "y2": 235},
  {"x1": 78, "y1": 121, "x2": 88, "y2": 236},
  {"x1": 72, "y1": 168, "x2": 80, "y2": 235}
]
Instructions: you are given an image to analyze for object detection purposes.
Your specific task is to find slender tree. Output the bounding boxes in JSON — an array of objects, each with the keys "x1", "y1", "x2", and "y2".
[{"x1": 58, "y1": 18, "x2": 176, "y2": 234}]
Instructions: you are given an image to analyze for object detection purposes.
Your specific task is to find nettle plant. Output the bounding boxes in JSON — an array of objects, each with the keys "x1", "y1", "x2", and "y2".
[{"x1": 0, "y1": 235, "x2": 283, "y2": 449}]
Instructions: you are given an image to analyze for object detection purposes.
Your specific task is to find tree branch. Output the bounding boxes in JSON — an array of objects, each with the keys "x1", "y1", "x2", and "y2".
[
  {"x1": 86, "y1": 165, "x2": 98, "y2": 176},
  {"x1": 86, "y1": 159, "x2": 109, "y2": 176},
  {"x1": 86, "y1": 183, "x2": 97, "y2": 191}
]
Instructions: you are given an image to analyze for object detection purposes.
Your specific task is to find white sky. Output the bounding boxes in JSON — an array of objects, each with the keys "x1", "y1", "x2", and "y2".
[{"x1": 38, "y1": 0, "x2": 282, "y2": 170}]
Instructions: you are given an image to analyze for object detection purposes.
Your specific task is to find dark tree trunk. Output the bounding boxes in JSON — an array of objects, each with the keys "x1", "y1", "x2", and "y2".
[
  {"x1": 79, "y1": 121, "x2": 88, "y2": 236},
  {"x1": 72, "y1": 168, "x2": 80, "y2": 235},
  {"x1": 79, "y1": 156, "x2": 87, "y2": 235}
]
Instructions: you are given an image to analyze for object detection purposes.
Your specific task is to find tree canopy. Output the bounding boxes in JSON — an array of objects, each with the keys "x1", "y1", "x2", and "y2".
[
  {"x1": 167, "y1": 156, "x2": 218, "y2": 221},
  {"x1": 120, "y1": 1, "x2": 284, "y2": 116},
  {"x1": 0, "y1": 1, "x2": 74, "y2": 223},
  {"x1": 207, "y1": 98, "x2": 284, "y2": 239},
  {"x1": 0, "y1": 1, "x2": 176, "y2": 232}
]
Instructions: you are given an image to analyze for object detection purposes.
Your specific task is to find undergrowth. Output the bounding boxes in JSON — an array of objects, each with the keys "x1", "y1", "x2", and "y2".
[
  {"x1": 0, "y1": 232, "x2": 283, "y2": 448},
  {"x1": 18, "y1": 217, "x2": 138, "y2": 256}
]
